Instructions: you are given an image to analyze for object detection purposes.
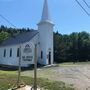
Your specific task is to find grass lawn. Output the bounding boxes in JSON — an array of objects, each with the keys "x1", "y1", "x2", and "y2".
[
  {"x1": 0, "y1": 73, "x2": 74, "y2": 90},
  {"x1": 1, "y1": 62, "x2": 87, "y2": 90},
  {"x1": 0, "y1": 62, "x2": 89, "y2": 90}
]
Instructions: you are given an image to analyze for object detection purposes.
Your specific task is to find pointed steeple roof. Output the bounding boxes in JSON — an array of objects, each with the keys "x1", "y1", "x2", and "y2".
[
  {"x1": 41, "y1": 0, "x2": 50, "y2": 21},
  {"x1": 38, "y1": 0, "x2": 54, "y2": 25}
]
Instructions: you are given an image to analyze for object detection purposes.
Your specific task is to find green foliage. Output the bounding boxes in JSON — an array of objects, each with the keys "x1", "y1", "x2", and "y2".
[
  {"x1": 54, "y1": 31, "x2": 90, "y2": 63},
  {"x1": 0, "y1": 31, "x2": 10, "y2": 42},
  {"x1": 0, "y1": 25, "x2": 33, "y2": 42}
]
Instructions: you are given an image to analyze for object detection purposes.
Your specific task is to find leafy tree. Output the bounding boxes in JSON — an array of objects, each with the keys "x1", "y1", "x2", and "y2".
[{"x1": 0, "y1": 31, "x2": 10, "y2": 42}]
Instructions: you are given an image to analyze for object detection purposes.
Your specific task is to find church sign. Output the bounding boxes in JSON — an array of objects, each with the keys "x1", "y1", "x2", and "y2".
[
  {"x1": 23, "y1": 44, "x2": 32, "y2": 54},
  {"x1": 22, "y1": 42, "x2": 34, "y2": 64}
]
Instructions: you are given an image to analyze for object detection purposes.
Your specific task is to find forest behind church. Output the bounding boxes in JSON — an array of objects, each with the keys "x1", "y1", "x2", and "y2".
[{"x1": 0, "y1": 25, "x2": 90, "y2": 63}]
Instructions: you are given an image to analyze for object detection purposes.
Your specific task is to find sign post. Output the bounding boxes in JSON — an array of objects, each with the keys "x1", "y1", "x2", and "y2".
[
  {"x1": 17, "y1": 45, "x2": 22, "y2": 88},
  {"x1": 34, "y1": 44, "x2": 37, "y2": 90}
]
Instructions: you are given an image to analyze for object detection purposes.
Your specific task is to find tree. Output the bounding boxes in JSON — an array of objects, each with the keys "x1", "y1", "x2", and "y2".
[{"x1": 0, "y1": 31, "x2": 10, "y2": 42}]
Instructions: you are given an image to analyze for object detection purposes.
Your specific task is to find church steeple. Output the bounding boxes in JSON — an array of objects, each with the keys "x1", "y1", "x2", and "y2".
[
  {"x1": 38, "y1": 0, "x2": 54, "y2": 25},
  {"x1": 41, "y1": 0, "x2": 50, "y2": 21},
  {"x1": 37, "y1": 0, "x2": 54, "y2": 65}
]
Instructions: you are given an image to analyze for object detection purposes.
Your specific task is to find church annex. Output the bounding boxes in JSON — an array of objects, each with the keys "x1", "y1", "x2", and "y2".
[{"x1": 0, "y1": 0, "x2": 54, "y2": 67}]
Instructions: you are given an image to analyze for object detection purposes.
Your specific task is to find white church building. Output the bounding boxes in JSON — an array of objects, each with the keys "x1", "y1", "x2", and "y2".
[{"x1": 0, "y1": 0, "x2": 54, "y2": 67}]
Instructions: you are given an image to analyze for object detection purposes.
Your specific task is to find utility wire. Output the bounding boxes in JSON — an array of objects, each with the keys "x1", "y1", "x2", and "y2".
[
  {"x1": 83, "y1": 0, "x2": 90, "y2": 9},
  {"x1": 75, "y1": 0, "x2": 90, "y2": 16},
  {"x1": 0, "y1": 14, "x2": 16, "y2": 28}
]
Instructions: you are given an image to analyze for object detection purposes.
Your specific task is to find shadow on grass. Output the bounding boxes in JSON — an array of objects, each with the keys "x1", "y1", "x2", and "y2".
[{"x1": 0, "y1": 63, "x2": 45, "y2": 71}]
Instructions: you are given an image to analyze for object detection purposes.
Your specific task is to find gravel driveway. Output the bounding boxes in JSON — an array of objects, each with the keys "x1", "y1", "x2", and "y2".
[{"x1": 21, "y1": 64, "x2": 90, "y2": 90}]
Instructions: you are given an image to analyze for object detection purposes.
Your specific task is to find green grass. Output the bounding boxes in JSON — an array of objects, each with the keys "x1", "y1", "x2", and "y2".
[
  {"x1": 0, "y1": 73, "x2": 74, "y2": 90},
  {"x1": 22, "y1": 68, "x2": 55, "y2": 79},
  {"x1": 0, "y1": 62, "x2": 89, "y2": 90},
  {"x1": 0, "y1": 62, "x2": 80, "y2": 90},
  {"x1": 0, "y1": 70, "x2": 17, "y2": 74}
]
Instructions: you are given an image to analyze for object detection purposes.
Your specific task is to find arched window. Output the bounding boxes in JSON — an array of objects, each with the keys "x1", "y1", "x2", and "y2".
[
  {"x1": 3, "y1": 49, "x2": 6, "y2": 57},
  {"x1": 17, "y1": 48, "x2": 19, "y2": 57},
  {"x1": 10, "y1": 48, "x2": 12, "y2": 57}
]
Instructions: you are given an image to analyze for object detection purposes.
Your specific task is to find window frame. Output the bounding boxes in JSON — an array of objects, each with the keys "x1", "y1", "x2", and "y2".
[
  {"x1": 17, "y1": 48, "x2": 19, "y2": 57},
  {"x1": 3, "y1": 49, "x2": 6, "y2": 57},
  {"x1": 10, "y1": 48, "x2": 12, "y2": 57}
]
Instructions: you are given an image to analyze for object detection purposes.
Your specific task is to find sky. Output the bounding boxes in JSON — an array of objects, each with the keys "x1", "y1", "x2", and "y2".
[{"x1": 0, "y1": 0, "x2": 90, "y2": 34}]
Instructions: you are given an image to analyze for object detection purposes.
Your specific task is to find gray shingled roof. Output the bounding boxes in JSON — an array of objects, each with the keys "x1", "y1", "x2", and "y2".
[{"x1": 0, "y1": 30, "x2": 38, "y2": 47}]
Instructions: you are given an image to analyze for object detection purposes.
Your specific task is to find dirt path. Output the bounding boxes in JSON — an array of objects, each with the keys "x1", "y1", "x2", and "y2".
[
  {"x1": 21, "y1": 64, "x2": 90, "y2": 90},
  {"x1": 52, "y1": 66, "x2": 90, "y2": 90}
]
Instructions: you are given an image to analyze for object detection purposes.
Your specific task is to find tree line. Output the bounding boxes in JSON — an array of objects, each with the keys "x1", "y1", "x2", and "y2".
[
  {"x1": 0, "y1": 25, "x2": 34, "y2": 43},
  {"x1": 0, "y1": 25, "x2": 90, "y2": 63},
  {"x1": 54, "y1": 31, "x2": 90, "y2": 63}
]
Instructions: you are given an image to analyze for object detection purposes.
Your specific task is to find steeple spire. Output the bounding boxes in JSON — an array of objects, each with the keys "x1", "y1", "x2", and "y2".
[
  {"x1": 41, "y1": 0, "x2": 50, "y2": 21},
  {"x1": 38, "y1": 0, "x2": 54, "y2": 25}
]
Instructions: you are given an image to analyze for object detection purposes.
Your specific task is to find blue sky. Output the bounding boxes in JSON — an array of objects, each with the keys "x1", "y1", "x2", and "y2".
[{"x1": 0, "y1": 0, "x2": 90, "y2": 34}]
